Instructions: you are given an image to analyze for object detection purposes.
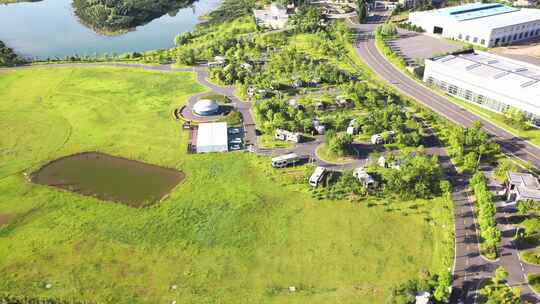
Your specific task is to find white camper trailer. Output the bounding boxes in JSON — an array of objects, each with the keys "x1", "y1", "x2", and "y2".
[
  {"x1": 309, "y1": 166, "x2": 327, "y2": 187},
  {"x1": 271, "y1": 153, "x2": 300, "y2": 168}
]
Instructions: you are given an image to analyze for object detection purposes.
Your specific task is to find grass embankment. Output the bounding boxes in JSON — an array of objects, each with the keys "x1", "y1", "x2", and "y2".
[
  {"x1": 0, "y1": 66, "x2": 452, "y2": 303},
  {"x1": 442, "y1": 94, "x2": 540, "y2": 148}
]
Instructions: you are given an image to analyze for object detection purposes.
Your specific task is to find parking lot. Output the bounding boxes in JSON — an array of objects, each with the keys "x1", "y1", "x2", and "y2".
[
  {"x1": 387, "y1": 30, "x2": 463, "y2": 64},
  {"x1": 228, "y1": 126, "x2": 244, "y2": 151}
]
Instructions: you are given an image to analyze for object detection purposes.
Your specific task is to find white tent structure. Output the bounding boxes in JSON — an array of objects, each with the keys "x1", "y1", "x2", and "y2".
[{"x1": 196, "y1": 122, "x2": 228, "y2": 153}]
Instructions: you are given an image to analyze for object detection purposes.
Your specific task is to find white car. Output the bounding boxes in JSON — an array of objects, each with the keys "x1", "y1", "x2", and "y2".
[
  {"x1": 230, "y1": 144, "x2": 242, "y2": 150},
  {"x1": 230, "y1": 138, "x2": 242, "y2": 144},
  {"x1": 228, "y1": 128, "x2": 241, "y2": 134}
]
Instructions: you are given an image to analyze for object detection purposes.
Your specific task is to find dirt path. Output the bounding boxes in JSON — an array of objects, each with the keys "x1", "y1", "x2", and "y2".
[{"x1": 0, "y1": 213, "x2": 14, "y2": 226}]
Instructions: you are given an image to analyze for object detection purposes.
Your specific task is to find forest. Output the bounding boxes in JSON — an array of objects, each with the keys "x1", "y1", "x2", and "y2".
[{"x1": 72, "y1": 0, "x2": 197, "y2": 33}]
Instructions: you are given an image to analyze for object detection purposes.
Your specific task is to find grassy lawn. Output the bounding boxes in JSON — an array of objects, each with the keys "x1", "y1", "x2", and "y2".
[
  {"x1": 259, "y1": 134, "x2": 295, "y2": 149},
  {"x1": 316, "y1": 144, "x2": 357, "y2": 164},
  {"x1": 521, "y1": 249, "x2": 540, "y2": 265},
  {"x1": 529, "y1": 273, "x2": 540, "y2": 294},
  {"x1": 0, "y1": 66, "x2": 452, "y2": 303},
  {"x1": 440, "y1": 94, "x2": 540, "y2": 148}
]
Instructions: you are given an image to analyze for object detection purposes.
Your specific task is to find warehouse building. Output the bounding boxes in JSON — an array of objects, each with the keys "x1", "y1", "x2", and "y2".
[
  {"x1": 196, "y1": 122, "x2": 229, "y2": 153},
  {"x1": 408, "y1": 2, "x2": 540, "y2": 47},
  {"x1": 424, "y1": 50, "x2": 540, "y2": 125}
]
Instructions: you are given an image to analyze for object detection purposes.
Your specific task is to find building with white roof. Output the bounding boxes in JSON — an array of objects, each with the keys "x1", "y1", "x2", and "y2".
[
  {"x1": 408, "y1": 2, "x2": 540, "y2": 47},
  {"x1": 193, "y1": 99, "x2": 220, "y2": 116},
  {"x1": 196, "y1": 122, "x2": 228, "y2": 153},
  {"x1": 506, "y1": 172, "x2": 540, "y2": 202},
  {"x1": 424, "y1": 50, "x2": 540, "y2": 125},
  {"x1": 253, "y1": 4, "x2": 290, "y2": 29}
]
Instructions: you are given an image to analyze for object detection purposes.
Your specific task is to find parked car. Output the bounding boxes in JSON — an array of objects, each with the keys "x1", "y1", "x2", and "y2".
[
  {"x1": 230, "y1": 144, "x2": 242, "y2": 151},
  {"x1": 230, "y1": 138, "x2": 242, "y2": 144},
  {"x1": 228, "y1": 128, "x2": 241, "y2": 134}
]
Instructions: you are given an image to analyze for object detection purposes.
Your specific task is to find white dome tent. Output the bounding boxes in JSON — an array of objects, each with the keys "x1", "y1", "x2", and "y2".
[{"x1": 193, "y1": 99, "x2": 219, "y2": 116}]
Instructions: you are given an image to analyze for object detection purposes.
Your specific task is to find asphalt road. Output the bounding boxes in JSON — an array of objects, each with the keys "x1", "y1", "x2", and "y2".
[{"x1": 348, "y1": 16, "x2": 540, "y2": 303}]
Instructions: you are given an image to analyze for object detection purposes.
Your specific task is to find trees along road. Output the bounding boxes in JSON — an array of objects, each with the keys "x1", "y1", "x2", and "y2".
[{"x1": 347, "y1": 13, "x2": 540, "y2": 303}]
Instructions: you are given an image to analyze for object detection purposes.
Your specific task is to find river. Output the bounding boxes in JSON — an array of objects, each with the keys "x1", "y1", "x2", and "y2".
[{"x1": 0, "y1": 0, "x2": 220, "y2": 59}]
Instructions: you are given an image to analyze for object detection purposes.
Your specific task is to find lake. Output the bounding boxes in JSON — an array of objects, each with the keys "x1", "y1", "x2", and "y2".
[
  {"x1": 0, "y1": 0, "x2": 220, "y2": 59},
  {"x1": 31, "y1": 152, "x2": 185, "y2": 207}
]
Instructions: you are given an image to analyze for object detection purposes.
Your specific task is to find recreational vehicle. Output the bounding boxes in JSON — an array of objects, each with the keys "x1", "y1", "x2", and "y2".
[
  {"x1": 271, "y1": 153, "x2": 300, "y2": 168},
  {"x1": 309, "y1": 166, "x2": 327, "y2": 187}
]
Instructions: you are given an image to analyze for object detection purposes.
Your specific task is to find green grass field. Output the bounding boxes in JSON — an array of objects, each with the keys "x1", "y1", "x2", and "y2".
[{"x1": 0, "y1": 66, "x2": 453, "y2": 303}]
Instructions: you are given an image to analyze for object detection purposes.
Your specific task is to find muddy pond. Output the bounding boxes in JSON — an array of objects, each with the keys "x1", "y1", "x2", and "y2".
[{"x1": 31, "y1": 152, "x2": 184, "y2": 207}]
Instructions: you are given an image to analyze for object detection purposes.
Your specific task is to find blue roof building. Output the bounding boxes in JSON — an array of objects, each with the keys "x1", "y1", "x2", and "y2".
[{"x1": 409, "y1": 2, "x2": 540, "y2": 47}]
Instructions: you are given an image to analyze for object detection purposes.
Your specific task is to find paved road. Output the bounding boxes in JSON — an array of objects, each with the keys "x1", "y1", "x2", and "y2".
[{"x1": 347, "y1": 15, "x2": 540, "y2": 303}]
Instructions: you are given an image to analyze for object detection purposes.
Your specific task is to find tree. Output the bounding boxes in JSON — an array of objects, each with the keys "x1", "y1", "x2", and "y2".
[
  {"x1": 326, "y1": 132, "x2": 353, "y2": 156},
  {"x1": 356, "y1": 0, "x2": 367, "y2": 22},
  {"x1": 493, "y1": 266, "x2": 508, "y2": 285},
  {"x1": 290, "y1": 6, "x2": 324, "y2": 33},
  {"x1": 518, "y1": 199, "x2": 536, "y2": 216}
]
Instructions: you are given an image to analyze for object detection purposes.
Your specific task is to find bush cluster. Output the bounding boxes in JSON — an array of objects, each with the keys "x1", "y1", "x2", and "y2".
[{"x1": 470, "y1": 172, "x2": 501, "y2": 259}]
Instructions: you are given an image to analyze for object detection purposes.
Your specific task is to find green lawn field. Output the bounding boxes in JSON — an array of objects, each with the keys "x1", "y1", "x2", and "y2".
[{"x1": 0, "y1": 66, "x2": 453, "y2": 303}]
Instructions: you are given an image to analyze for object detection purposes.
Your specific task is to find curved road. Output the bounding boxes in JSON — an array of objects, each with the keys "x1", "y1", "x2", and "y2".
[{"x1": 348, "y1": 16, "x2": 540, "y2": 303}]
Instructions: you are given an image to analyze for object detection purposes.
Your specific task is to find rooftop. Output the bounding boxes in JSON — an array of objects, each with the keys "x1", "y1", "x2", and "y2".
[
  {"x1": 196, "y1": 122, "x2": 228, "y2": 153},
  {"x1": 429, "y1": 51, "x2": 540, "y2": 115},
  {"x1": 438, "y1": 3, "x2": 519, "y2": 21},
  {"x1": 508, "y1": 172, "x2": 540, "y2": 200}
]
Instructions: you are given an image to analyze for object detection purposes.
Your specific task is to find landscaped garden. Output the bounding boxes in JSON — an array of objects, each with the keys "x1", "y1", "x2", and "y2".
[{"x1": 0, "y1": 66, "x2": 454, "y2": 303}]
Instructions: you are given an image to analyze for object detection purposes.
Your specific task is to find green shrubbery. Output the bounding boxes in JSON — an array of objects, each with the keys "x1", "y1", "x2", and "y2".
[
  {"x1": 0, "y1": 40, "x2": 26, "y2": 67},
  {"x1": 386, "y1": 269, "x2": 451, "y2": 303},
  {"x1": 441, "y1": 121, "x2": 500, "y2": 173},
  {"x1": 470, "y1": 172, "x2": 501, "y2": 259},
  {"x1": 479, "y1": 267, "x2": 520, "y2": 303}
]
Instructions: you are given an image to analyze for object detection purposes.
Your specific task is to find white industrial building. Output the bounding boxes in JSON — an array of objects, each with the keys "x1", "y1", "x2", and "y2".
[
  {"x1": 424, "y1": 50, "x2": 540, "y2": 125},
  {"x1": 196, "y1": 122, "x2": 228, "y2": 153},
  {"x1": 408, "y1": 2, "x2": 540, "y2": 47}
]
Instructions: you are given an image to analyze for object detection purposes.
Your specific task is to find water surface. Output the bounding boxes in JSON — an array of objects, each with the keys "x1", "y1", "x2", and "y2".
[
  {"x1": 0, "y1": 0, "x2": 219, "y2": 58},
  {"x1": 32, "y1": 152, "x2": 185, "y2": 207}
]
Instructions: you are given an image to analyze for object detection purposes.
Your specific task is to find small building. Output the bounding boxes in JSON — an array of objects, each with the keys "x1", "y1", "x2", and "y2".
[
  {"x1": 314, "y1": 125, "x2": 326, "y2": 135},
  {"x1": 377, "y1": 155, "x2": 387, "y2": 168},
  {"x1": 309, "y1": 166, "x2": 327, "y2": 187},
  {"x1": 353, "y1": 167, "x2": 377, "y2": 189},
  {"x1": 196, "y1": 122, "x2": 229, "y2": 153},
  {"x1": 208, "y1": 56, "x2": 227, "y2": 68},
  {"x1": 254, "y1": 4, "x2": 290, "y2": 29},
  {"x1": 275, "y1": 128, "x2": 303, "y2": 143},
  {"x1": 506, "y1": 172, "x2": 540, "y2": 202},
  {"x1": 371, "y1": 134, "x2": 384, "y2": 145},
  {"x1": 193, "y1": 99, "x2": 220, "y2": 116},
  {"x1": 415, "y1": 291, "x2": 432, "y2": 304},
  {"x1": 515, "y1": 0, "x2": 537, "y2": 7},
  {"x1": 408, "y1": 3, "x2": 540, "y2": 48},
  {"x1": 335, "y1": 96, "x2": 353, "y2": 108}
]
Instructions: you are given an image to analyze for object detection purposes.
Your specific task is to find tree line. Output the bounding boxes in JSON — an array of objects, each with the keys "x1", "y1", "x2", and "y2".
[
  {"x1": 0, "y1": 40, "x2": 26, "y2": 67},
  {"x1": 470, "y1": 172, "x2": 501, "y2": 259}
]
